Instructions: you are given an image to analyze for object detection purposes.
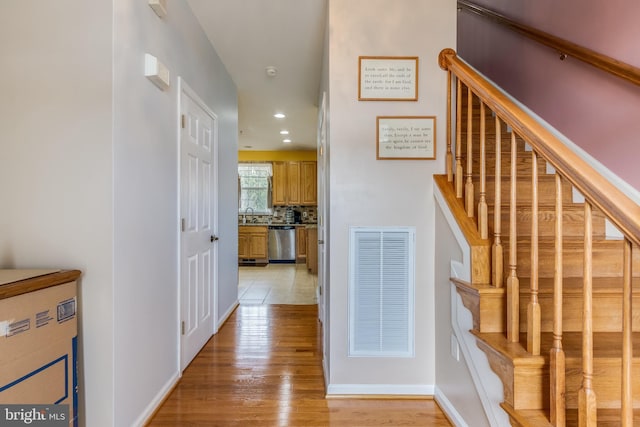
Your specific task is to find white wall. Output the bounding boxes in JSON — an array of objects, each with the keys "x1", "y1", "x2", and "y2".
[
  {"x1": 0, "y1": 1, "x2": 238, "y2": 425},
  {"x1": 326, "y1": 0, "x2": 456, "y2": 392},
  {"x1": 0, "y1": 1, "x2": 114, "y2": 425},
  {"x1": 433, "y1": 205, "x2": 491, "y2": 426},
  {"x1": 113, "y1": 1, "x2": 238, "y2": 425}
]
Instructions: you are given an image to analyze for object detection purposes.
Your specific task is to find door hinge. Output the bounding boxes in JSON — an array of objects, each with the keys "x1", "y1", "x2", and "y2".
[
  {"x1": 181, "y1": 114, "x2": 186, "y2": 129},
  {"x1": 181, "y1": 321, "x2": 185, "y2": 335},
  {"x1": 181, "y1": 218, "x2": 185, "y2": 232}
]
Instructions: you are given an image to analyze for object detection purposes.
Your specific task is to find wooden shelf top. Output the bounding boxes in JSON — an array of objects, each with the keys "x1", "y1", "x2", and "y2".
[{"x1": 0, "y1": 269, "x2": 81, "y2": 300}]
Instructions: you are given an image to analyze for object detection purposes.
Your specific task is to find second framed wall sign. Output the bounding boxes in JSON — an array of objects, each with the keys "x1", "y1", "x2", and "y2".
[
  {"x1": 358, "y1": 56, "x2": 418, "y2": 101},
  {"x1": 376, "y1": 116, "x2": 436, "y2": 160}
]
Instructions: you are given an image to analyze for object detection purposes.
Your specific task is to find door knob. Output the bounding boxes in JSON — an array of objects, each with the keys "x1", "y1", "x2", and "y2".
[
  {"x1": 318, "y1": 240, "x2": 324, "y2": 244},
  {"x1": 210, "y1": 235, "x2": 219, "y2": 242}
]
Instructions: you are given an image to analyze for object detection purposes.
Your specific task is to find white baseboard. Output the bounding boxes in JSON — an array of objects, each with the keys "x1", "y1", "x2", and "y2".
[
  {"x1": 216, "y1": 300, "x2": 239, "y2": 332},
  {"x1": 133, "y1": 371, "x2": 180, "y2": 427},
  {"x1": 322, "y1": 357, "x2": 329, "y2": 390},
  {"x1": 435, "y1": 386, "x2": 468, "y2": 427},
  {"x1": 326, "y1": 383, "x2": 434, "y2": 396}
]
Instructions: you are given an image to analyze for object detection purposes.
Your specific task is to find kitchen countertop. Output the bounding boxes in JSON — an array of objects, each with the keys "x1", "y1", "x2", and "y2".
[{"x1": 238, "y1": 222, "x2": 317, "y2": 227}]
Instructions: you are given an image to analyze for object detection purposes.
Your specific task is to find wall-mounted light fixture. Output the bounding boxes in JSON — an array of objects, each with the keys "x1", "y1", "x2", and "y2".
[
  {"x1": 149, "y1": 0, "x2": 167, "y2": 18},
  {"x1": 144, "y1": 54, "x2": 170, "y2": 91}
]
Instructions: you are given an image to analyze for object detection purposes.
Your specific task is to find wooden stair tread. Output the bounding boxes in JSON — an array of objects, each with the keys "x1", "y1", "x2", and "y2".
[
  {"x1": 504, "y1": 406, "x2": 640, "y2": 427},
  {"x1": 506, "y1": 409, "x2": 640, "y2": 427},
  {"x1": 472, "y1": 331, "x2": 546, "y2": 366},
  {"x1": 474, "y1": 331, "x2": 640, "y2": 363},
  {"x1": 565, "y1": 408, "x2": 640, "y2": 426},
  {"x1": 508, "y1": 237, "x2": 640, "y2": 274},
  {"x1": 472, "y1": 174, "x2": 564, "y2": 182},
  {"x1": 451, "y1": 277, "x2": 505, "y2": 294},
  {"x1": 488, "y1": 202, "x2": 605, "y2": 210},
  {"x1": 537, "y1": 331, "x2": 640, "y2": 359},
  {"x1": 519, "y1": 276, "x2": 640, "y2": 294},
  {"x1": 500, "y1": 405, "x2": 552, "y2": 427},
  {"x1": 511, "y1": 236, "x2": 630, "y2": 244}
]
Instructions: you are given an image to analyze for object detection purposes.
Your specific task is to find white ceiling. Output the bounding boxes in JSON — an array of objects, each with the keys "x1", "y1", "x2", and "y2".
[{"x1": 187, "y1": 0, "x2": 327, "y2": 152}]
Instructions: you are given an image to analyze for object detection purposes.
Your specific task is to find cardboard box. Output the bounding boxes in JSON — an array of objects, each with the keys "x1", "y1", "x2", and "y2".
[{"x1": 0, "y1": 271, "x2": 78, "y2": 427}]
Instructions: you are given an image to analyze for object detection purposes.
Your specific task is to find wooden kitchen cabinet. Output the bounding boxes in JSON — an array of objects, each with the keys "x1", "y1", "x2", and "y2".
[
  {"x1": 238, "y1": 226, "x2": 268, "y2": 262},
  {"x1": 238, "y1": 233, "x2": 249, "y2": 259},
  {"x1": 286, "y1": 161, "x2": 301, "y2": 205},
  {"x1": 272, "y1": 162, "x2": 288, "y2": 205},
  {"x1": 306, "y1": 227, "x2": 318, "y2": 274},
  {"x1": 296, "y1": 226, "x2": 307, "y2": 263},
  {"x1": 300, "y1": 161, "x2": 317, "y2": 205},
  {"x1": 272, "y1": 161, "x2": 316, "y2": 206}
]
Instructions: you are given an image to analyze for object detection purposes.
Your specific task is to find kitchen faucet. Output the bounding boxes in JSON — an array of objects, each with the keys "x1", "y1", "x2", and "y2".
[{"x1": 243, "y1": 207, "x2": 254, "y2": 224}]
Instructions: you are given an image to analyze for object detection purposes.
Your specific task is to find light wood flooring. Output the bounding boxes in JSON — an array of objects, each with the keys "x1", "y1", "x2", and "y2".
[
  {"x1": 149, "y1": 301, "x2": 451, "y2": 426},
  {"x1": 238, "y1": 263, "x2": 317, "y2": 305}
]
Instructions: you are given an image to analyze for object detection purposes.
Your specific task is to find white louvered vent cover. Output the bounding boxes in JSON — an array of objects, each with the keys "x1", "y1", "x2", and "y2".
[{"x1": 349, "y1": 227, "x2": 415, "y2": 357}]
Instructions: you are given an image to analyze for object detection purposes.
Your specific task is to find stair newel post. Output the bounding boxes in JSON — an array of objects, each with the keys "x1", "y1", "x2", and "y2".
[
  {"x1": 621, "y1": 238, "x2": 633, "y2": 427},
  {"x1": 446, "y1": 71, "x2": 453, "y2": 183},
  {"x1": 492, "y1": 116, "x2": 503, "y2": 288},
  {"x1": 478, "y1": 102, "x2": 488, "y2": 239},
  {"x1": 578, "y1": 201, "x2": 597, "y2": 427},
  {"x1": 506, "y1": 131, "x2": 520, "y2": 342},
  {"x1": 465, "y1": 89, "x2": 475, "y2": 217},
  {"x1": 455, "y1": 80, "x2": 463, "y2": 198},
  {"x1": 527, "y1": 150, "x2": 541, "y2": 356},
  {"x1": 550, "y1": 173, "x2": 566, "y2": 427}
]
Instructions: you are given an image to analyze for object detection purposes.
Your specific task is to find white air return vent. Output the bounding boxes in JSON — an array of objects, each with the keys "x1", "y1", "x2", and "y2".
[{"x1": 349, "y1": 227, "x2": 415, "y2": 357}]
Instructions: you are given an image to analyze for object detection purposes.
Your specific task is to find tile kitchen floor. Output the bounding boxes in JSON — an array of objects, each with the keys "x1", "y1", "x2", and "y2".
[{"x1": 238, "y1": 263, "x2": 318, "y2": 305}]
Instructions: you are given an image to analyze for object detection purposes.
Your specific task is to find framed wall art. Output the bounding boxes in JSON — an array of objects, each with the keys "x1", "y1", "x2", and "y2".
[
  {"x1": 376, "y1": 116, "x2": 436, "y2": 160},
  {"x1": 358, "y1": 56, "x2": 418, "y2": 101}
]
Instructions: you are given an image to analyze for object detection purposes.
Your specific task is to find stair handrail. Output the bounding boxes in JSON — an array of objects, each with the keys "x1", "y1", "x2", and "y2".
[
  {"x1": 438, "y1": 49, "x2": 640, "y2": 247},
  {"x1": 457, "y1": 0, "x2": 640, "y2": 87}
]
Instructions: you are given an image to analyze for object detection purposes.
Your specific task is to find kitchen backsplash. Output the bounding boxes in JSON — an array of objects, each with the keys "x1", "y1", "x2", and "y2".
[{"x1": 239, "y1": 205, "x2": 317, "y2": 225}]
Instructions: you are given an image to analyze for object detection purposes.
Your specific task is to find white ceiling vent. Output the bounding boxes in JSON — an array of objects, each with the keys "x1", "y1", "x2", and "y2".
[{"x1": 349, "y1": 227, "x2": 415, "y2": 358}]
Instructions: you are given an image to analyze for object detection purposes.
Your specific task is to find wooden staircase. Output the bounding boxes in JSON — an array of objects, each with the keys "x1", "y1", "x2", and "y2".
[{"x1": 438, "y1": 49, "x2": 640, "y2": 426}]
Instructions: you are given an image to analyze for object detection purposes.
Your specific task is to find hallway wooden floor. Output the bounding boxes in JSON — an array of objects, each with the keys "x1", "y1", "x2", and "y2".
[{"x1": 149, "y1": 305, "x2": 451, "y2": 426}]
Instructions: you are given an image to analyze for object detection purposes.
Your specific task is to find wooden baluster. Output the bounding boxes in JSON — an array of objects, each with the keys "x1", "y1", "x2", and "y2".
[
  {"x1": 578, "y1": 202, "x2": 597, "y2": 427},
  {"x1": 621, "y1": 238, "x2": 633, "y2": 427},
  {"x1": 492, "y1": 116, "x2": 503, "y2": 287},
  {"x1": 527, "y1": 150, "x2": 541, "y2": 356},
  {"x1": 446, "y1": 71, "x2": 453, "y2": 182},
  {"x1": 506, "y1": 131, "x2": 520, "y2": 343},
  {"x1": 478, "y1": 102, "x2": 488, "y2": 239},
  {"x1": 465, "y1": 89, "x2": 475, "y2": 217},
  {"x1": 455, "y1": 79, "x2": 463, "y2": 198},
  {"x1": 550, "y1": 173, "x2": 566, "y2": 427}
]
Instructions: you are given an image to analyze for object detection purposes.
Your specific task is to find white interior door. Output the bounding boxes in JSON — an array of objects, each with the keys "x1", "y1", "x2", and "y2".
[
  {"x1": 317, "y1": 92, "x2": 329, "y2": 368},
  {"x1": 179, "y1": 79, "x2": 218, "y2": 371}
]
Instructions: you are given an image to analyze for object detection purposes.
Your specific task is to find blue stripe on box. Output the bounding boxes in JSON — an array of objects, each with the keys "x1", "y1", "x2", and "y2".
[
  {"x1": 72, "y1": 336, "x2": 78, "y2": 427},
  {"x1": 0, "y1": 354, "x2": 69, "y2": 404}
]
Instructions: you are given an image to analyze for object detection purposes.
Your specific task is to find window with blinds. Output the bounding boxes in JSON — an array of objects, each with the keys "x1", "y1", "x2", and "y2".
[
  {"x1": 348, "y1": 227, "x2": 415, "y2": 357},
  {"x1": 238, "y1": 163, "x2": 272, "y2": 213}
]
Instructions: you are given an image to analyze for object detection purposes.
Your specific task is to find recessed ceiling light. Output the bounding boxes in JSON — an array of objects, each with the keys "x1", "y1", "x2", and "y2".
[
  {"x1": 274, "y1": 113, "x2": 285, "y2": 119},
  {"x1": 283, "y1": 139, "x2": 292, "y2": 144},
  {"x1": 265, "y1": 66, "x2": 277, "y2": 77},
  {"x1": 280, "y1": 130, "x2": 289, "y2": 135}
]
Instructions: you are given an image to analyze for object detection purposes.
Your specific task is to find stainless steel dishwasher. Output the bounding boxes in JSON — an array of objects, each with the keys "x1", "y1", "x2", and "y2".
[{"x1": 268, "y1": 225, "x2": 296, "y2": 263}]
